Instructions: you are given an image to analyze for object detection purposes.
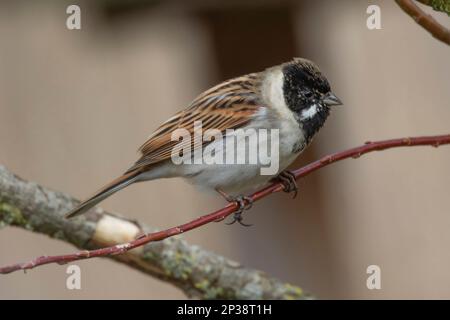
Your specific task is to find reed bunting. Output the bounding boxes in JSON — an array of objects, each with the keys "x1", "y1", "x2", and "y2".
[{"x1": 66, "y1": 58, "x2": 342, "y2": 225}]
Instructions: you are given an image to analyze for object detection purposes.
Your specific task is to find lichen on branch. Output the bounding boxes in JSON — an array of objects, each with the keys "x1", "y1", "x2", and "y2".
[{"x1": 0, "y1": 165, "x2": 307, "y2": 300}]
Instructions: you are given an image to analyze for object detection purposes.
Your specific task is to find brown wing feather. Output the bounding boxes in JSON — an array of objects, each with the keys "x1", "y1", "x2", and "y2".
[{"x1": 126, "y1": 73, "x2": 263, "y2": 173}]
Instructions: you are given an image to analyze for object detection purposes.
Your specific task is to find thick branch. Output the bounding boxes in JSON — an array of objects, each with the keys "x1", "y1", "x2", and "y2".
[
  {"x1": 0, "y1": 167, "x2": 307, "y2": 299},
  {"x1": 396, "y1": 0, "x2": 450, "y2": 45},
  {"x1": 1, "y1": 134, "x2": 450, "y2": 297}
]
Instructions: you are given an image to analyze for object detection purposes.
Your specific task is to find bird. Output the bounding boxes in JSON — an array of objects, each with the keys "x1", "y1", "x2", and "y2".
[{"x1": 65, "y1": 58, "x2": 342, "y2": 225}]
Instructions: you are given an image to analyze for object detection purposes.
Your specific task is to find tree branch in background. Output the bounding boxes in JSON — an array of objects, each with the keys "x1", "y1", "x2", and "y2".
[
  {"x1": 1, "y1": 134, "x2": 450, "y2": 298},
  {"x1": 416, "y1": 0, "x2": 450, "y2": 15},
  {"x1": 396, "y1": 0, "x2": 450, "y2": 45}
]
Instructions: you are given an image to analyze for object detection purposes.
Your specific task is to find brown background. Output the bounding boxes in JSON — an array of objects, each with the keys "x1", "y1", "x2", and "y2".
[{"x1": 1, "y1": 0, "x2": 450, "y2": 299}]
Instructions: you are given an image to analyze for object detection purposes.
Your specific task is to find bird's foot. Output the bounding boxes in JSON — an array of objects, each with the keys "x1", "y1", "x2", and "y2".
[
  {"x1": 215, "y1": 189, "x2": 253, "y2": 227},
  {"x1": 226, "y1": 195, "x2": 253, "y2": 227},
  {"x1": 274, "y1": 170, "x2": 298, "y2": 198}
]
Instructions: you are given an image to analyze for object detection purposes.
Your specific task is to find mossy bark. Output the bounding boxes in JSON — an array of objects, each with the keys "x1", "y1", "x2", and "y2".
[{"x1": 0, "y1": 165, "x2": 310, "y2": 300}]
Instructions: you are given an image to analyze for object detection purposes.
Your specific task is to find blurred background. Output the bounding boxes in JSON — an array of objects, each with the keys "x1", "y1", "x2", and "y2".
[{"x1": 0, "y1": 0, "x2": 450, "y2": 299}]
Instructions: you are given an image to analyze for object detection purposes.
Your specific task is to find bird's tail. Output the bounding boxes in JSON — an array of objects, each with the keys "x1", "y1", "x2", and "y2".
[{"x1": 65, "y1": 170, "x2": 141, "y2": 219}]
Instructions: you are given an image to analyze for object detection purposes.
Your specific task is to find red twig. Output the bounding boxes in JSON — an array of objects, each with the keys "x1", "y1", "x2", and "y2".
[
  {"x1": 1, "y1": 134, "x2": 450, "y2": 274},
  {"x1": 396, "y1": 0, "x2": 450, "y2": 45}
]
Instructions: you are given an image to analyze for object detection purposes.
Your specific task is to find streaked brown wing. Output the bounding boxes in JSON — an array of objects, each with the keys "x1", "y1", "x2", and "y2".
[{"x1": 126, "y1": 73, "x2": 263, "y2": 173}]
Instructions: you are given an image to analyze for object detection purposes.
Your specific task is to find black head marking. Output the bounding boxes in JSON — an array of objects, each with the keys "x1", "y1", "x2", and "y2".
[
  {"x1": 282, "y1": 58, "x2": 334, "y2": 145},
  {"x1": 282, "y1": 58, "x2": 331, "y2": 112}
]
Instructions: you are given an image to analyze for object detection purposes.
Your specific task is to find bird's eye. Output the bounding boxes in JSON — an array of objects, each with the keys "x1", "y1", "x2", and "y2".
[{"x1": 304, "y1": 91, "x2": 313, "y2": 99}]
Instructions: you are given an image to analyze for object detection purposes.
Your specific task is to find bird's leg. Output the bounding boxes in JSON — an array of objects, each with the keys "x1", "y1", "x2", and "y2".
[
  {"x1": 273, "y1": 170, "x2": 299, "y2": 198},
  {"x1": 215, "y1": 188, "x2": 253, "y2": 227}
]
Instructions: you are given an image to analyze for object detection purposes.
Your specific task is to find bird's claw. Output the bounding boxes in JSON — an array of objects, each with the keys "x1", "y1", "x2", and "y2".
[
  {"x1": 226, "y1": 195, "x2": 253, "y2": 227},
  {"x1": 276, "y1": 171, "x2": 298, "y2": 198},
  {"x1": 226, "y1": 212, "x2": 252, "y2": 227}
]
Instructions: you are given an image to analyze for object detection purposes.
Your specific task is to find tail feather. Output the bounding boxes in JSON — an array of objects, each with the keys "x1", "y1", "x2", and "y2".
[{"x1": 65, "y1": 171, "x2": 141, "y2": 219}]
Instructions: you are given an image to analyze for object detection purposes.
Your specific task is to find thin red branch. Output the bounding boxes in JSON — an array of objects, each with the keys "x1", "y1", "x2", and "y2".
[
  {"x1": 1, "y1": 134, "x2": 450, "y2": 274},
  {"x1": 396, "y1": 0, "x2": 450, "y2": 45}
]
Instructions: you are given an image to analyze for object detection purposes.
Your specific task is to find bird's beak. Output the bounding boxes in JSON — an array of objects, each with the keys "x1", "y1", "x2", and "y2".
[{"x1": 322, "y1": 92, "x2": 343, "y2": 107}]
